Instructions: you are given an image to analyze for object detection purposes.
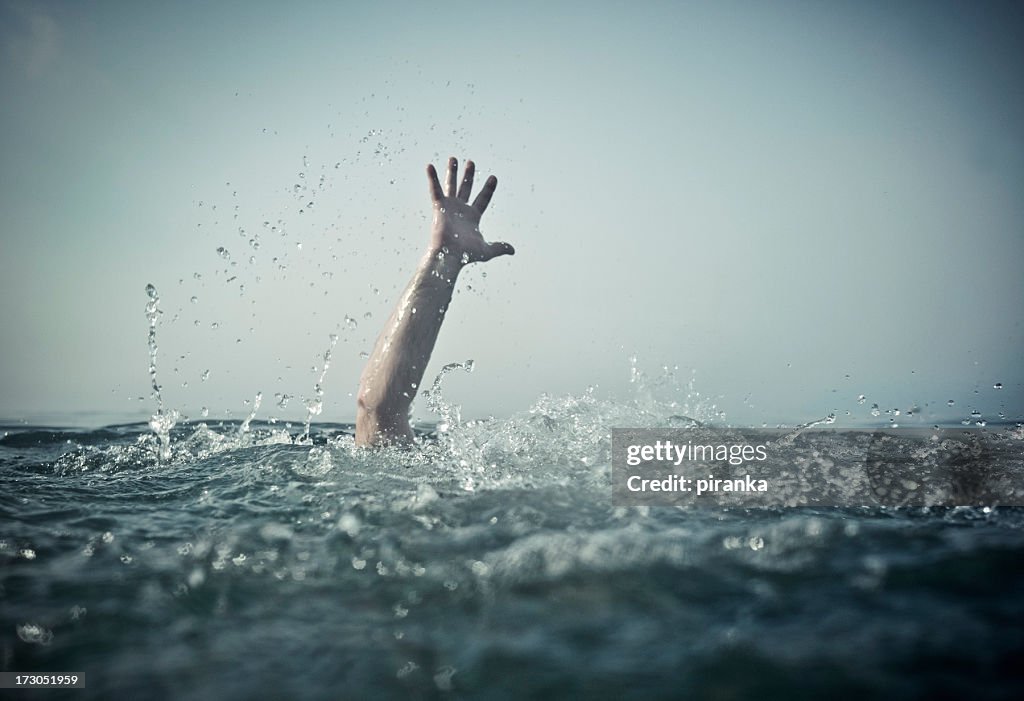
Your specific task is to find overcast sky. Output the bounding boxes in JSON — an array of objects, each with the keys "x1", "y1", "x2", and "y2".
[{"x1": 1, "y1": 0, "x2": 1021, "y2": 428}]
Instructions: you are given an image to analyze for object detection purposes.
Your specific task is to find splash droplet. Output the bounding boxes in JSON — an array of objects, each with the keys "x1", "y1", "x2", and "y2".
[{"x1": 16, "y1": 623, "x2": 53, "y2": 646}]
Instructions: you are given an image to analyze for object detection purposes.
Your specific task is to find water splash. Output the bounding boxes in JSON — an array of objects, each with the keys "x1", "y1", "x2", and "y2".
[
  {"x1": 300, "y1": 333, "x2": 340, "y2": 443},
  {"x1": 773, "y1": 413, "x2": 837, "y2": 447},
  {"x1": 422, "y1": 360, "x2": 475, "y2": 434},
  {"x1": 628, "y1": 355, "x2": 707, "y2": 426},
  {"x1": 145, "y1": 284, "x2": 178, "y2": 461},
  {"x1": 239, "y1": 391, "x2": 263, "y2": 439}
]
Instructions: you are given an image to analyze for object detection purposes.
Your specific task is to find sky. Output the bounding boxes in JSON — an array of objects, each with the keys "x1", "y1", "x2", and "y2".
[{"x1": 1, "y1": 0, "x2": 1022, "y2": 428}]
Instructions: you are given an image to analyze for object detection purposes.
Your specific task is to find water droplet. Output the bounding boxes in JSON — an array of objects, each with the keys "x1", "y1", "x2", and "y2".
[
  {"x1": 216, "y1": 247, "x2": 230, "y2": 259},
  {"x1": 947, "y1": 399, "x2": 955, "y2": 407},
  {"x1": 145, "y1": 283, "x2": 157, "y2": 300},
  {"x1": 359, "y1": 351, "x2": 370, "y2": 359},
  {"x1": 338, "y1": 513, "x2": 361, "y2": 537},
  {"x1": 201, "y1": 369, "x2": 210, "y2": 381},
  {"x1": 201, "y1": 406, "x2": 209, "y2": 417},
  {"x1": 994, "y1": 382, "x2": 1003, "y2": 390},
  {"x1": 857, "y1": 394, "x2": 866, "y2": 404},
  {"x1": 190, "y1": 295, "x2": 198, "y2": 304},
  {"x1": 870, "y1": 403, "x2": 881, "y2": 417},
  {"x1": 16, "y1": 623, "x2": 52, "y2": 646},
  {"x1": 344, "y1": 315, "x2": 358, "y2": 328}
]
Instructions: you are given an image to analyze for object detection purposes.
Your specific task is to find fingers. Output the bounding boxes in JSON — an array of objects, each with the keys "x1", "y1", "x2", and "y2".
[
  {"x1": 445, "y1": 157, "x2": 458, "y2": 198},
  {"x1": 430, "y1": 157, "x2": 494, "y2": 208},
  {"x1": 484, "y1": 241, "x2": 515, "y2": 260},
  {"x1": 426, "y1": 164, "x2": 444, "y2": 204},
  {"x1": 472, "y1": 175, "x2": 497, "y2": 213},
  {"x1": 457, "y1": 160, "x2": 475, "y2": 202}
]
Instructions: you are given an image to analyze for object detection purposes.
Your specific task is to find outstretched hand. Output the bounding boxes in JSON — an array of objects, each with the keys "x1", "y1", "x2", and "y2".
[{"x1": 427, "y1": 157, "x2": 515, "y2": 264}]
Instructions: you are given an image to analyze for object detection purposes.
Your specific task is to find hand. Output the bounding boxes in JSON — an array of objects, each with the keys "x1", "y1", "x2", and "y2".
[{"x1": 426, "y1": 157, "x2": 515, "y2": 264}]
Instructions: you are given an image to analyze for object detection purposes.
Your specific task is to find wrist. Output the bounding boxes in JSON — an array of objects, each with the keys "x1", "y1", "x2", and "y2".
[{"x1": 424, "y1": 246, "x2": 465, "y2": 284}]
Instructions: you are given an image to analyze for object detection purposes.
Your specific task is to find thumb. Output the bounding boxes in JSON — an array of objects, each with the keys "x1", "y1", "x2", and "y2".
[{"x1": 485, "y1": 241, "x2": 515, "y2": 260}]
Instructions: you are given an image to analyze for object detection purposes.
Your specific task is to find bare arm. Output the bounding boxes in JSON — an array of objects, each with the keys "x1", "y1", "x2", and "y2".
[{"x1": 355, "y1": 157, "x2": 514, "y2": 446}]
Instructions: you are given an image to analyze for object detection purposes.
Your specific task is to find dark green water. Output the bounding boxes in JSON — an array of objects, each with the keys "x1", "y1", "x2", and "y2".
[{"x1": 2, "y1": 406, "x2": 1023, "y2": 700}]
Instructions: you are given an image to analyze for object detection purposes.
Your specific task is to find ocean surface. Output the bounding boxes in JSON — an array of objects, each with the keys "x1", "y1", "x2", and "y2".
[{"x1": 2, "y1": 386, "x2": 1023, "y2": 700}]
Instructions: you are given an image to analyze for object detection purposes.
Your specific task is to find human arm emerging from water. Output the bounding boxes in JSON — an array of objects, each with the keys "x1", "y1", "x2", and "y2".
[{"x1": 355, "y1": 157, "x2": 515, "y2": 446}]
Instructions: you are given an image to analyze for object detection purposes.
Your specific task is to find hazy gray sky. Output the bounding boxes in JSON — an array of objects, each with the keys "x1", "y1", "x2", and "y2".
[{"x1": 1, "y1": 0, "x2": 1021, "y2": 427}]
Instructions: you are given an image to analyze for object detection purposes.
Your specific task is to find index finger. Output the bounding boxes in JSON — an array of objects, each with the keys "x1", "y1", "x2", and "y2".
[{"x1": 426, "y1": 164, "x2": 444, "y2": 204}]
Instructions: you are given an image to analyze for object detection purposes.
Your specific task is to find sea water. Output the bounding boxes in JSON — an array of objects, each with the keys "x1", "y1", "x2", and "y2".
[{"x1": 2, "y1": 379, "x2": 1023, "y2": 699}]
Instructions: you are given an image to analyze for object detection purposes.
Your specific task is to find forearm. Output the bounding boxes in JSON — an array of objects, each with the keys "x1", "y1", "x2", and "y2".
[{"x1": 355, "y1": 247, "x2": 463, "y2": 445}]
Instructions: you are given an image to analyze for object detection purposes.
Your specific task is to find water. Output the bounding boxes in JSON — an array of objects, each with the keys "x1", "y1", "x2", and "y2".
[{"x1": 2, "y1": 388, "x2": 1023, "y2": 700}]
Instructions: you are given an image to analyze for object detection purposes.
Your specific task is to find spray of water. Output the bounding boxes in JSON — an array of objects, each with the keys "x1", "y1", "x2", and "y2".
[
  {"x1": 239, "y1": 391, "x2": 263, "y2": 440},
  {"x1": 300, "y1": 333, "x2": 340, "y2": 443},
  {"x1": 422, "y1": 359, "x2": 475, "y2": 435},
  {"x1": 773, "y1": 413, "x2": 838, "y2": 447},
  {"x1": 144, "y1": 284, "x2": 178, "y2": 461}
]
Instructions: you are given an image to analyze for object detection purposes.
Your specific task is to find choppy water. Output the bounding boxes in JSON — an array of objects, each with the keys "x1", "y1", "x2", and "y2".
[{"x1": 2, "y1": 389, "x2": 1023, "y2": 700}]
